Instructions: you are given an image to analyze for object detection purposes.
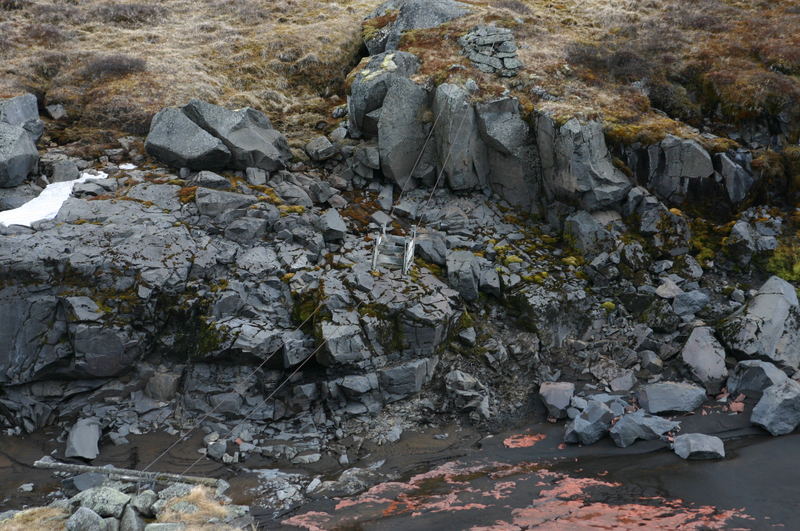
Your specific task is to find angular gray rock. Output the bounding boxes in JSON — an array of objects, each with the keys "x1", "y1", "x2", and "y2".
[
  {"x1": 378, "y1": 77, "x2": 436, "y2": 188},
  {"x1": 727, "y1": 360, "x2": 789, "y2": 397},
  {"x1": 445, "y1": 369, "x2": 490, "y2": 418},
  {"x1": 751, "y1": 379, "x2": 800, "y2": 436},
  {"x1": 639, "y1": 135, "x2": 714, "y2": 205},
  {"x1": 0, "y1": 122, "x2": 39, "y2": 188},
  {"x1": 120, "y1": 505, "x2": 145, "y2": 531},
  {"x1": 379, "y1": 358, "x2": 434, "y2": 402},
  {"x1": 638, "y1": 382, "x2": 706, "y2": 414},
  {"x1": 65, "y1": 417, "x2": 102, "y2": 460},
  {"x1": 0, "y1": 93, "x2": 44, "y2": 142},
  {"x1": 321, "y1": 209, "x2": 347, "y2": 242},
  {"x1": 563, "y1": 210, "x2": 613, "y2": 255},
  {"x1": 364, "y1": 0, "x2": 471, "y2": 55},
  {"x1": 681, "y1": 326, "x2": 727, "y2": 393},
  {"x1": 145, "y1": 107, "x2": 231, "y2": 170},
  {"x1": 610, "y1": 409, "x2": 680, "y2": 448},
  {"x1": 182, "y1": 98, "x2": 290, "y2": 170},
  {"x1": 673, "y1": 433, "x2": 725, "y2": 459},
  {"x1": 720, "y1": 276, "x2": 800, "y2": 370},
  {"x1": 433, "y1": 83, "x2": 489, "y2": 191},
  {"x1": 446, "y1": 250, "x2": 481, "y2": 302},
  {"x1": 67, "y1": 507, "x2": 106, "y2": 531},
  {"x1": 305, "y1": 136, "x2": 337, "y2": 162},
  {"x1": 476, "y1": 97, "x2": 539, "y2": 210},
  {"x1": 71, "y1": 486, "x2": 131, "y2": 518},
  {"x1": 224, "y1": 216, "x2": 268, "y2": 244},
  {"x1": 195, "y1": 188, "x2": 257, "y2": 218},
  {"x1": 192, "y1": 170, "x2": 230, "y2": 190},
  {"x1": 348, "y1": 51, "x2": 420, "y2": 139},
  {"x1": 673, "y1": 290, "x2": 709, "y2": 316},
  {"x1": 539, "y1": 381, "x2": 575, "y2": 419},
  {"x1": 564, "y1": 400, "x2": 615, "y2": 445},
  {"x1": 537, "y1": 116, "x2": 631, "y2": 211},
  {"x1": 715, "y1": 151, "x2": 754, "y2": 205}
]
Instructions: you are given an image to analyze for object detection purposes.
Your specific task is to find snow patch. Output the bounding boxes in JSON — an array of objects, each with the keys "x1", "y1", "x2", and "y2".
[
  {"x1": 119, "y1": 163, "x2": 137, "y2": 170},
  {"x1": 0, "y1": 171, "x2": 109, "y2": 228}
]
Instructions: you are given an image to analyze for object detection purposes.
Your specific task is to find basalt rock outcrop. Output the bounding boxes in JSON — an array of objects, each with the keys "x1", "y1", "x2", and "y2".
[{"x1": 145, "y1": 100, "x2": 291, "y2": 172}]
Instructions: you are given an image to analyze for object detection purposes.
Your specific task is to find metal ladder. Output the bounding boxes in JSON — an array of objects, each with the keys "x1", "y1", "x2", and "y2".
[{"x1": 371, "y1": 224, "x2": 416, "y2": 276}]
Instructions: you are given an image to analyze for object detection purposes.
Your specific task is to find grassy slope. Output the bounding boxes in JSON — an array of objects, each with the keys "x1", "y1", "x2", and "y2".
[{"x1": 1, "y1": 0, "x2": 799, "y2": 158}]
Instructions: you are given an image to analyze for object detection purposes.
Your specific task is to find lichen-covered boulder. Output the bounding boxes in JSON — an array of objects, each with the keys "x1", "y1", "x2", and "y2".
[{"x1": 348, "y1": 51, "x2": 420, "y2": 139}]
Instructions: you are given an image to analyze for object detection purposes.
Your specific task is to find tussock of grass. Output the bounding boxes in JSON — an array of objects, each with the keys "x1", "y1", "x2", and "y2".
[
  {"x1": 0, "y1": 507, "x2": 69, "y2": 531},
  {"x1": 157, "y1": 486, "x2": 233, "y2": 528}
]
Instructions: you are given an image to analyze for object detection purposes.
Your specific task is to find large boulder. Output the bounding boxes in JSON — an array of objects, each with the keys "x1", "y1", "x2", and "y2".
[
  {"x1": 363, "y1": 0, "x2": 471, "y2": 55},
  {"x1": 70, "y1": 486, "x2": 131, "y2": 518},
  {"x1": 348, "y1": 51, "x2": 420, "y2": 139},
  {"x1": 638, "y1": 382, "x2": 706, "y2": 414},
  {"x1": 182, "y1": 99, "x2": 291, "y2": 171},
  {"x1": 0, "y1": 122, "x2": 39, "y2": 188},
  {"x1": 719, "y1": 276, "x2": 800, "y2": 370},
  {"x1": 673, "y1": 433, "x2": 725, "y2": 460},
  {"x1": 446, "y1": 250, "x2": 481, "y2": 302},
  {"x1": 537, "y1": 116, "x2": 631, "y2": 211},
  {"x1": 610, "y1": 409, "x2": 680, "y2": 448},
  {"x1": 377, "y1": 77, "x2": 436, "y2": 189},
  {"x1": 636, "y1": 135, "x2": 714, "y2": 206},
  {"x1": 750, "y1": 379, "x2": 800, "y2": 436},
  {"x1": 680, "y1": 326, "x2": 727, "y2": 393},
  {"x1": 539, "y1": 381, "x2": 574, "y2": 419},
  {"x1": 727, "y1": 360, "x2": 789, "y2": 397},
  {"x1": 0, "y1": 93, "x2": 44, "y2": 143},
  {"x1": 433, "y1": 84, "x2": 489, "y2": 191},
  {"x1": 145, "y1": 107, "x2": 231, "y2": 170},
  {"x1": 66, "y1": 507, "x2": 105, "y2": 531},
  {"x1": 564, "y1": 400, "x2": 615, "y2": 445},
  {"x1": 715, "y1": 151, "x2": 755, "y2": 205},
  {"x1": 476, "y1": 97, "x2": 540, "y2": 211},
  {"x1": 563, "y1": 210, "x2": 615, "y2": 256}
]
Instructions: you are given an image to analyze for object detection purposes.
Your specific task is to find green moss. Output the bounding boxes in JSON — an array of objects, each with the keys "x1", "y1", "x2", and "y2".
[{"x1": 767, "y1": 236, "x2": 800, "y2": 283}]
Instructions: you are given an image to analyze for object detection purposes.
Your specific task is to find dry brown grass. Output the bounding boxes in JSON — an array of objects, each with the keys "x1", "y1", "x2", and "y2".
[
  {"x1": 157, "y1": 486, "x2": 238, "y2": 529},
  {"x1": 0, "y1": 507, "x2": 69, "y2": 531},
  {"x1": 0, "y1": 0, "x2": 384, "y2": 141},
  {"x1": 1, "y1": 0, "x2": 797, "y2": 150},
  {"x1": 394, "y1": 0, "x2": 800, "y2": 147}
]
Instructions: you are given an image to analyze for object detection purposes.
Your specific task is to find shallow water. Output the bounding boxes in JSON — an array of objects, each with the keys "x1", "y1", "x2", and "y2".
[{"x1": 1, "y1": 408, "x2": 797, "y2": 530}]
